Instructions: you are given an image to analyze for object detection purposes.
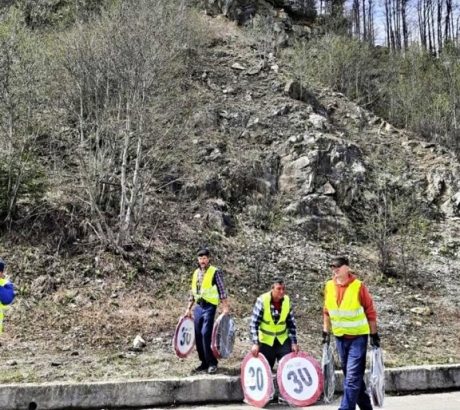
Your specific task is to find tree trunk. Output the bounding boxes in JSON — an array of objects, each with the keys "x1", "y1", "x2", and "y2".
[{"x1": 401, "y1": 0, "x2": 409, "y2": 50}]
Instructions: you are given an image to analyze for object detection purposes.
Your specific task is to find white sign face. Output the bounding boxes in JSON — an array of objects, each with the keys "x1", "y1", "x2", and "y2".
[
  {"x1": 277, "y1": 352, "x2": 323, "y2": 407},
  {"x1": 240, "y1": 353, "x2": 273, "y2": 408},
  {"x1": 173, "y1": 316, "x2": 195, "y2": 358}
]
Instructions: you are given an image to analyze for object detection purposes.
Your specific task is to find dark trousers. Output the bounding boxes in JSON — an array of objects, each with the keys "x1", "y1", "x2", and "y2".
[
  {"x1": 336, "y1": 335, "x2": 373, "y2": 410},
  {"x1": 259, "y1": 338, "x2": 292, "y2": 370},
  {"x1": 194, "y1": 302, "x2": 217, "y2": 368}
]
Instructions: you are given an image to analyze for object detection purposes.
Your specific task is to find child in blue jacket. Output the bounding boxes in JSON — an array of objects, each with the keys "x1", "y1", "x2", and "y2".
[{"x1": 0, "y1": 259, "x2": 15, "y2": 333}]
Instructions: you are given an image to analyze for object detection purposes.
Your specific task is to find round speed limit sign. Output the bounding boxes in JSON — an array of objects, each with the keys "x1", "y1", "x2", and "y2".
[
  {"x1": 173, "y1": 316, "x2": 195, "y2": 358},
  {"x1": 277, "y1": 352, "x2": 323, "y2": 407},
  {"x1": 240, "y1": 352, "x2": 274, "y2": 408}
]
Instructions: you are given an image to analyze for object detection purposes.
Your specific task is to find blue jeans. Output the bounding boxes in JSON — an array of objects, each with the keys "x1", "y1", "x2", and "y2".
[
  {"x1": 194, "y1": 302, "x2": 217, "y2": 368},
  {"x1": 336, "y1": 335, "x2": 373, "y2": 410}
]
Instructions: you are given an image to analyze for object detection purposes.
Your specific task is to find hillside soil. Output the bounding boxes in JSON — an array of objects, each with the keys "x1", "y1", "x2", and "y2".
[{"x1": 0, "y1": 15, "x2": 459, "y2": 384}]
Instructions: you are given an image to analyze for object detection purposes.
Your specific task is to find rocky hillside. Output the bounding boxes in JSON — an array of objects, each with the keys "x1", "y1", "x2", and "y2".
[{"x1": 0, "y1": 5, "x2": 459, "y2": 383}]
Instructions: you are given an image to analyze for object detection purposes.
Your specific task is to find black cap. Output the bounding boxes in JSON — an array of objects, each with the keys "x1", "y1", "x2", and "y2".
[
  {"x1": 197, "y1": 247, "x2": 210, "y2": 257},
  {"x1": 330, "y1": 256, "x2": 349, "y2": 268},
  {"x1": 0, "y1": 259, "x2": 5, "y2": 272},
  {"x1": 271, "y1": 277, "x2": 285, "y2": 286}
]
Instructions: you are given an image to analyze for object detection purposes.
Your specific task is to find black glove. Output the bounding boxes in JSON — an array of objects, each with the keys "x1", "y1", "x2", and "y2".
[
  {"x1": 370, "y1": 333, "x2": 380, "y2": 348},
  {"x1": 322, "y1": 331, "x2": 330, "y2": 345}
]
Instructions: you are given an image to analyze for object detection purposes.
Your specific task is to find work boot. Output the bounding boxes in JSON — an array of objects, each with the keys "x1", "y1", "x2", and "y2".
[{"x1": 191, "y1": 364, "x2": 208, "y2": 374}]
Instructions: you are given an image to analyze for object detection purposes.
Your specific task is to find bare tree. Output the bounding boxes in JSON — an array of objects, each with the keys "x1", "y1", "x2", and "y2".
[
  {"x1": 401, "y1": 0, "x2": 409, "y2": 50},
  {"x1": 0, "y1": 7, "x2": 46, "y2": 227},
  {"x1": 61, "y1": 0, "x2": 193, "y2": 249},
  {"x1": 445, "y1": 0, "x2": 453, "y2": 41}
]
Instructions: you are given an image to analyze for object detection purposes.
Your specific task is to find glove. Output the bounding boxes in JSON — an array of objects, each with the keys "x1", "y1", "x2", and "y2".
[
  {"x1": 370, "y1": 333, "x2": 380, "y2": 348},
  {"x1": 322, "y1": 331, "x2": 331, "y2": 345}
]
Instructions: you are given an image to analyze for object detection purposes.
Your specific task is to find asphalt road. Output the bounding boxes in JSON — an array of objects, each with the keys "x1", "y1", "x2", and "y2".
[{"x1": 145, "y1": 391, "x2": 460, "y2": 409}]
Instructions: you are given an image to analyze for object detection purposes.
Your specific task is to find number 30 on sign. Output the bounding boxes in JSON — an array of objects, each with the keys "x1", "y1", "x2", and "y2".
[
  {"x1": 240, "y1": 352, "x2": 274, "y2": 408},
  {"x1": 277, "y1": 352, "x2": 323, "y2": 407},
  {"x1": 173, "y1": 316, "x2": 195, "y2": 358}
]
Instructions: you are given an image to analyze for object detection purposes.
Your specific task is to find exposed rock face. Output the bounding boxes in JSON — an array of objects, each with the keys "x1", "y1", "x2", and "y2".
[
  {"x1": 279, "y1": 134, "x2": 365, "y2": 234},
  {"x1": 279, "y1": 135, "x2": 365, "y2": 200},
  {"x1": 284, "y1": 80, "x2": 328, "y2": 116},
  {"x1": 272, "y1": 0, "x2": 317, "y2": 18},
  {"x1": 205, "y1": 0, "x2": 316, "y2": 22},
  {"x1": 205, "y1": 0, "x2": 257, "y2": 24}
]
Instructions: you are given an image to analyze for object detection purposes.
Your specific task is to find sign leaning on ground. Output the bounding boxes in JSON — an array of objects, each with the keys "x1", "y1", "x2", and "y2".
[
  {"x1": 277, "y1": 352, "x2": 323, "y2": 407},
  {"x1": 173, "y1": 316, "x2": 195, "y2": 358},
  {"x1": 211, "y1": 313, "x2": 236, "y2": 359},
  {"x1": 240, "y1": 352, "x2": 274, "y2": 408}
]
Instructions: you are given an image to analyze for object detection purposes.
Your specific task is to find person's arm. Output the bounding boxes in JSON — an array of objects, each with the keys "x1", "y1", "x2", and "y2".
[
  {"x1": 322, "y1": 284, "x2": 332, "y2": 344},
  {"x1": 323, "y1": 284, "x2": 331, "y2": 333},
  {"x1": 360, "y1": 283, "x2": 380, "y2": 346},
  {"x1": 323, "y1": 312, "x2": 332, "y2": 333},
  {"x1": 368, "y1": 320, "x2": 377, "y2": 334},
  {"x1": 220, "y1": 297, "x2": 229, "y2": 314},
  {"x1": 184, "y1": 293, "x2": 194, "y2": 317},
  {"x1": 286, "y1": 305, "x2": 299, "y2": 353},
  {"x1": 250, "y1": 298, "x2": 263, "y2": 356},
  {"x1": 359, "y1": 283, "x2": 377, "y2": 328},
  {"x1": 214, "y1": 269, "x2": 229, "y2": 313}
]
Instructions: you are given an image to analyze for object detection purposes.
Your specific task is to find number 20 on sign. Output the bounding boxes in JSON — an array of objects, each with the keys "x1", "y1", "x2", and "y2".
[{"x1": 241, "y1": 353, "x2": 274, "y2": 408}]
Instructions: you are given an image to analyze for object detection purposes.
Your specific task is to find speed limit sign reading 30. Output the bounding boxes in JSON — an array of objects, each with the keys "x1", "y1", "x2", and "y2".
[
  {"x1": 277, "y1": 352, "x2": 323, "y2": 407},
  {"x1": 173, "y1": 316, "x2": 195, "y2": 358},
  {"x1": 240, "y1": 352, "x2": 274, "y2": 408}
]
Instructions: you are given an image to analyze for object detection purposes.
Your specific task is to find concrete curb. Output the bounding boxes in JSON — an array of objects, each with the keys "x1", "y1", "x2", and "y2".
[{"x1": 0, "y1": 364, "x2": 458, "y2": 410}]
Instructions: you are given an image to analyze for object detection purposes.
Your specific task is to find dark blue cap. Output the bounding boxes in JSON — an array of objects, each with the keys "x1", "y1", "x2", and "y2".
[{"x1": 0, "y1": 259, "x2": 5, "y2": 272}]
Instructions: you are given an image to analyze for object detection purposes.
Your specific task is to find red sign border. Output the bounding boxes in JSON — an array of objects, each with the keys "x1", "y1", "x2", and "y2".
[
  {"x1": 240, "y1": 352, "x2": 274, "y2": 408},
  {"x1": 277, "y1": 351, "x2": 324, "y2": 407},
  {"x1": 211, "y1": 313, "x2": 224, "y2": 358},
  {"x1": 173, "y1": 316, "x2": 195, "y2": 358}
]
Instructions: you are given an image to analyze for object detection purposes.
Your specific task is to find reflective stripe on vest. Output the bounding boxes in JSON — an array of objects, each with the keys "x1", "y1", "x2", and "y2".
[
  {"x1": 325, "y1": 279, "x2": 370, "y2": 337},
  {"x1": 259, "y1": 292, "x2": 290, "y2": 346},
  {"x1": 191, "y1": 266, "x2": 219, "y2": 306},
  {"x1": 0, "y1": 278, "x2": 7, "y2": 333}
]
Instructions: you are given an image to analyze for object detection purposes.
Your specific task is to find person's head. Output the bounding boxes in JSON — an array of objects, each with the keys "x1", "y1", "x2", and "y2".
[
  {"x1": 197, "y1": 247, "x2": 210, "y2": 269},
  {"x1": 329, "y1": 256, "x2": 350, "y2": 277},
  {"x1": 0, "y1": 259, "x2": 6, "y2": 277},
  {"x1": 270, "y1": 277, "x2": 286, "y2": 302}
]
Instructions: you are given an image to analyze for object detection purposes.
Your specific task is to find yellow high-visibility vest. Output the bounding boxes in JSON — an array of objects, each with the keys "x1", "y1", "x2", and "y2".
[
  {"x1": 191, "y1": 266, "x2": 219, "y2": 306},
  {"x1": 325, "y1": 279, "x2": 370, "y2": 337},
  {"x1": 258, "y1": 292, "x2": 290, "y2": 346}
]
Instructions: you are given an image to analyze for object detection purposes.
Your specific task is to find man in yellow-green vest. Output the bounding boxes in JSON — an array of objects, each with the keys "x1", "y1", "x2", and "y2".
[
  {"x1": 323, "y1": 256, "x2": 380, "y2": 410},
  {"x1": 0, "y1": 258, "x2": 15, "y2": 334},
  {"x1": 185, "y1": 247, "x2": 229, "y2": 375},
  {"x1": 249, "y1": 278, "x2": 299, "y2": 370}
]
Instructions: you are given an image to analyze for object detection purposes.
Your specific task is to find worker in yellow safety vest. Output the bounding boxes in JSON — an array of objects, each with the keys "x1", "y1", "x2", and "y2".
[
  {"x1": 185, "y1": 247, "x2": 229, "y2": 375},
  {"x1": 249, "y1": 277, "x2": 299, "y2": 370},
  {"x1": 323, "y1": 256, "x2": 380, "y2": 410}
]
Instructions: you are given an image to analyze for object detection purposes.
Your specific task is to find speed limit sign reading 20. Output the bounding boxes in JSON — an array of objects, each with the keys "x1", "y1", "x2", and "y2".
[
  {"x1": 240, "y1": 352, "x2": 274, "y2": 408},
  {"x1": 173, "y1": 316, "x2": 195, "y2": 358},
  {"x1": 277, "y1": 352, "x2": 323, "y2": 407}
]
